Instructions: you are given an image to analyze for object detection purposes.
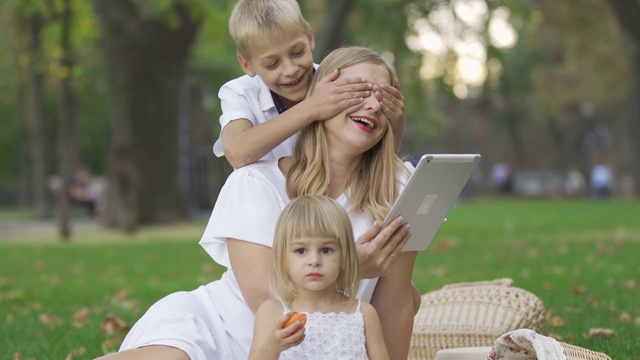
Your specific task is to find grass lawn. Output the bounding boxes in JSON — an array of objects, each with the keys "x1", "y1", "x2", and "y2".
[{"x1": 1, "y1": 199, "x2": 639, "y2": 359}]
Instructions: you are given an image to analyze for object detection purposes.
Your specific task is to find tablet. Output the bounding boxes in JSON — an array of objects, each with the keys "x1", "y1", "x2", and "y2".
[{"x1": 385, "y1": 154, "x2": 481, "y2": 252}]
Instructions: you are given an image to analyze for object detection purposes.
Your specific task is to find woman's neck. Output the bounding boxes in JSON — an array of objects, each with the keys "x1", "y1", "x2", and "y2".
[{"x1": 326, "y1": 149, "x2": 362, "y2": 199}]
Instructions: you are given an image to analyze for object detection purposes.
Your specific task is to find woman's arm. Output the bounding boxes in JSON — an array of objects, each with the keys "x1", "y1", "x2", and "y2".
[
  {"x1": 370, "y1": 250, "x2": 417, "y2": 360},
  {"x1": 227, "y1": 238, "x2": 273, "y2": 314},
  {"x1": 361, "y1": 301, "x2": 390, "y2": 360},
  {"x1": 95, "y1": 346, "x2": 189, "y2": 360}
]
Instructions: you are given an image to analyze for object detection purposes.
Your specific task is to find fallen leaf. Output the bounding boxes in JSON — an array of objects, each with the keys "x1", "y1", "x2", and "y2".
[
  {"x1": 563, "y1": 307, "x2": 582, "y2": 314},
  {"x1": 100, "y1": 315, "x2": 129, "y2": 335},
  {"x1": 572, "y1": 286, "x2": 587, "y2": 296},
  {"x1": 618, "y1": 312, "x2": 632, "y2": 322},
  {"x1": 584, "y1": 328, "x2": 616, "y2": 339},
  {"x1": 622, "y1": 279, "x2": 636, "y2": 290},
  {"x1": 39, "y1": 313, "x2": 62, "y2": 328},
  {"x1": 102, "y1": 336, "x2": 123, "y2": 354},
  {"x1": 13, "y1": 353, "x2": 22, "y2": 360},
  {"x1": 550, "y1": 316, "x2": 565, "y2": 327},
  {"x1": 73, "y1": 308, "x2": 90, "y2": 328},
  {"x1": 65, "y1": 347, "x2": 86, "y2": 360},
  {"x1": 112, "y1": 289, "x2": 130, "y2": 303},
  {"x1": 548, "y1": 333, "x2": 563, "y2": 341}
]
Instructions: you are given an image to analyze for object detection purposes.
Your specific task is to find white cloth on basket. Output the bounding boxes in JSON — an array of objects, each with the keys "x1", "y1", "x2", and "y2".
[{"x1": 488, "y1": 329, "x2": 565, "y2": 360}]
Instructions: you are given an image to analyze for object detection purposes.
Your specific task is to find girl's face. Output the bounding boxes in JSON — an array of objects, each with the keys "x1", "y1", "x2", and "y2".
[
  {"x1": 322, "y1": 62, "x2": 391, "y2": 157},
  {"x1": 287, "y1": 236, "x2": 342, "y2": 294}
]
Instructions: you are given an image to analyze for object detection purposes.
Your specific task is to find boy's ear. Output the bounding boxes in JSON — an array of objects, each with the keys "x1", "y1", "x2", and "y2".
[
  {"x1": 238, "y1": 53, "x2": 257, "y2": 78},
  {"x1": 307, "y1": 24, "x2": 315, "y2": 51}
]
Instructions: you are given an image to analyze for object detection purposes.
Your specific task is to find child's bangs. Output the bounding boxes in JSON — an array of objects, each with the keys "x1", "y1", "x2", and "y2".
[{"x1": 285, "y1": 206, "x2": 342, "y2": 241}]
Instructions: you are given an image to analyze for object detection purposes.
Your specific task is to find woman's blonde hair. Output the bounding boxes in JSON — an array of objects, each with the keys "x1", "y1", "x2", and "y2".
[
  {"x1": 287, "y1": 46, "x2": 406, "y2": 221},
  {"x1": 271, "y1": 195, "x2": 360, "y2": 303},
  {"x1": 229, "y1": 0, "x2": 310, "y2": 59}
]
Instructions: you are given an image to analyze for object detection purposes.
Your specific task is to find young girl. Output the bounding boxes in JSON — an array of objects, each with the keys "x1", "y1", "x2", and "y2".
[{"x1": 249, "y1": 195, "x2": 390, "y2": 360}]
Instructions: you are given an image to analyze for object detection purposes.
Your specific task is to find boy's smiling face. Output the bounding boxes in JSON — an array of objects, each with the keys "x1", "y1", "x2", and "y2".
[{"x1": 238, "y1": 27, "x2": 315, "y2": 108}]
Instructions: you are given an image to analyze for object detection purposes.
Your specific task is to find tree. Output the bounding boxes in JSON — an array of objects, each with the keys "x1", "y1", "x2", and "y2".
[
  {"x1": 606, "y1": 0, "x2": 640, "y2": 197},
  {"x1": 94, "y1": 0, "x2": 201, "y2": 231}
]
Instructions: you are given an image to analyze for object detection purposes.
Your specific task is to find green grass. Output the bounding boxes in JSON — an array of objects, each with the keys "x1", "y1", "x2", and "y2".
[{"x1": 1, "y1": 199, "x2": 639, "y2": 359}]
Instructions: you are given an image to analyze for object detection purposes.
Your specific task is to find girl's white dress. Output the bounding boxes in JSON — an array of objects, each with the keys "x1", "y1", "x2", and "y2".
[{"x1": 279, "y1": 300, "x2": 368, "y2": 360}]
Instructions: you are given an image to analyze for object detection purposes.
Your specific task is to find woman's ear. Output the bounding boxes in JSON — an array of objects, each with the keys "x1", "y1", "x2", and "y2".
[{"x1": 238, "y1": 53, "x2": 257, "y2": 77}]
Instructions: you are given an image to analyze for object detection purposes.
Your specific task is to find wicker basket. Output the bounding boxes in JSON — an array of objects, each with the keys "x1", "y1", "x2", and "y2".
[
  {"x1": 560, "y1": 342, "x2": 612, "y2": 360},
  {"x1": 409, "y1": 278, "x2": 547, "y2": 360},
  {"x1": 433, "y1": 343, "x2": 612, "y2": 360}
]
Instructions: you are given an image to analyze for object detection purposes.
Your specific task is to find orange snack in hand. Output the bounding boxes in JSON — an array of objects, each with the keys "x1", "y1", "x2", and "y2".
[{"x1": 283, "y1": 311, "x2": 307, "y2": 328}]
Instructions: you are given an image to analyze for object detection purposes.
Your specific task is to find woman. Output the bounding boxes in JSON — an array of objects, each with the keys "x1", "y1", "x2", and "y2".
[{"x1": 101, "y1": 46, "x2": 416, "y2": 360}]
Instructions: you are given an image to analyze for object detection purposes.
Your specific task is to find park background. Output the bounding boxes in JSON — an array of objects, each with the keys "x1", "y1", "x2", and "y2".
[{"x1": 0, "y1": 0, "x2": 638, "y2": 358}]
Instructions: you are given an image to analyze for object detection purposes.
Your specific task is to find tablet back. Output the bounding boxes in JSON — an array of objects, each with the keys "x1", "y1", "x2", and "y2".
[{"x1": 386, "y1": 154, "x2": 481, "y2": 251}]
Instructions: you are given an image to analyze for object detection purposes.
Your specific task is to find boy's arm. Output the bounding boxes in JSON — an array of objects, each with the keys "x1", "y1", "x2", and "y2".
[
  {"x1": 223, "y1": 70, "x2": 373, "y2": 168},
  {"x1": 361, "y1": 301, "x2": 390, "y2": 360},
  {"x1": 375, "y1": 79, "x2": 405, "y2": 153}
]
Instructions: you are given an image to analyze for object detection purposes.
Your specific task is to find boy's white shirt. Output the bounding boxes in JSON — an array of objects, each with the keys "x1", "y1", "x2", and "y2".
[{"x1": 213, "y1": 64, "x2": 319, "y2": 161}]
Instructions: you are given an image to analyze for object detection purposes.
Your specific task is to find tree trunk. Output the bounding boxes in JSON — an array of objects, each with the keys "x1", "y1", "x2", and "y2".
[
  {"x1": 312, "y1": 0, "x2": 357, "y2": 59},
  {"x1": 58, "y1": 0, "x2": 77, "y2": 240},
  {"x1": 624, "y1": 37, "x2": 640, "y2": 197},
  {"x1": 28, "y1": 14, "x2": 51, "y2": 219},
  {"x1": 607, "y1": 0, "x2": 640, "y2": 198},
  {"x1": 94, "y1": 0, "x2": 200, "y2": 230}
]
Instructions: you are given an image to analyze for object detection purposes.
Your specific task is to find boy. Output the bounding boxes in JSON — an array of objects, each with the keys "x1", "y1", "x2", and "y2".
[{"x1": 215, "y1": 0, "x2": 405, "y2": 168}]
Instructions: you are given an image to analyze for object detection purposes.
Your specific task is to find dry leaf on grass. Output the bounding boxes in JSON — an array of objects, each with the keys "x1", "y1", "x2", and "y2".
[
  {"x1": 39, "y1": 313, "x2": 62, "y2": 328},
  {"x1": 584, "y1": 328, "x2": 616, "y2": 339},
  {"x1": 65, "y1": 347, "x2": 86, "y2": 360},
  {"x1": 72, "y1": 308, "x2": 90, "y2": 328},
  {"x1": 13, "y1": 353, "x2": 23, "y2": 360},
  {"x1": 550, "y1": 316, "x2": 565, "y2": 327},
  {"x1": 618, "y1": 311, "x2": 632, "y2": 322},
  {"x1": 102, "y1": 336, "x2": 123, "y2": 354},
  {"x1": 112, "y1": 289, "x2": 130, "y2": 303},
  {"x1": 101, "y1": 315, "x2": 129, "y2": 335},
  {"x1": 548, "y1": 333, "x2": 564, "y2": 341},
  {"x1": 622, "y1": 279, "x2": 636, "y2": 290},
  {"x1": 572, "y1": 285, "x2": 587, "y2": 296}
]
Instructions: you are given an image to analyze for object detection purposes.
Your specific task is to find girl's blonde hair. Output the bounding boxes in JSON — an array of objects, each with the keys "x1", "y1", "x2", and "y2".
[
  {"x1": 229, "y1": 0, "x2": 310, "y2": 59},
  {"x1": 286, "y1": 46, "x2": 407, "y2": 221},
  {"x1": 271, "y1": 195, "x2": 359, "y2": 303}
]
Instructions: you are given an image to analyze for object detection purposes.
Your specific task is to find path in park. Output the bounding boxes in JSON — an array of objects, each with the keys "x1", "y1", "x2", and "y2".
[{"x1": 0, "y1": 217, "x2": 97, "y2": 240}]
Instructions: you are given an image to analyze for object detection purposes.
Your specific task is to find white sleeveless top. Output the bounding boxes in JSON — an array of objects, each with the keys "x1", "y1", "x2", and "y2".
[{"x1": 279, "y1": 300, "x2": 369, "y2": 360}]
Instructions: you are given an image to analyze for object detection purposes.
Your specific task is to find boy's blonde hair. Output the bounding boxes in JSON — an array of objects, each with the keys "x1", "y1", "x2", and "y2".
[
  {"x1": 287, "y1": 46, "x2": 407, "y2": 221},
  {"x1": 229, "y1": 0, "x2": 310, "y2": 58},
  {"x1": 271, "y1": 195, "x2": 360, "y2": 303}
]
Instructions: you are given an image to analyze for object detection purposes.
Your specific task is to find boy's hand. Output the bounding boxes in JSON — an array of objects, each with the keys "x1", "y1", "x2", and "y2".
[
  {"x1": 375, "y1": 78, "x2": 405, "y2": 151},
  {"x1": 307, "y1": 69, "x2": 373, "y2": 121}
]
